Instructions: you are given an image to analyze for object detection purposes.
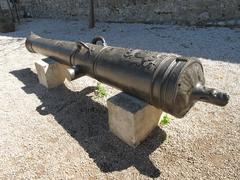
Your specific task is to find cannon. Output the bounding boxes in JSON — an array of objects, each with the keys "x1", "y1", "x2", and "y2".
[{"x1": 25, "y1": 33, "x2": 229, "y2": 118}]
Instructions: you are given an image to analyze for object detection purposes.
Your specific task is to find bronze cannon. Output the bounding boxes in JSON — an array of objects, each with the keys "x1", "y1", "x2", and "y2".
[{"x1": 25, "y1": 33, "x2": 229, "y2": 118}]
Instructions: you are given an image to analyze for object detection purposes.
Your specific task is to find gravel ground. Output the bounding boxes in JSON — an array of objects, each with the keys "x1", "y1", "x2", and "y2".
[{"x1": 0, "y1": 19, "x2": 239, "y2": 179}]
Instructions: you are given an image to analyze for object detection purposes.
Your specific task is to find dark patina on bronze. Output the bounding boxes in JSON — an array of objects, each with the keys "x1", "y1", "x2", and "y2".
[{"x1": 25, "y1": 33, "x2": 229, "y2": 118}]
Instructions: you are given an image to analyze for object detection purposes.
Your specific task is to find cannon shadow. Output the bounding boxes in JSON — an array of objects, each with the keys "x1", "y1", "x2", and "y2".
[{"x1": 10, "y1": 68, "x2": 166, "y2": 178}]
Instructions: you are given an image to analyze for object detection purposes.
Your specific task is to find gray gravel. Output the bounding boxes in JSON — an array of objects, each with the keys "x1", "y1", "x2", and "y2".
[{"x1": 0, "y1": 19, "x2": 239, "y2": 179}]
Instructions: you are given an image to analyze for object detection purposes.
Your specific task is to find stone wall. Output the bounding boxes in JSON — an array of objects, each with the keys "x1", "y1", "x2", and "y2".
[{"x1": 20, "y1": 0, "x2": 240, "y2": 25}]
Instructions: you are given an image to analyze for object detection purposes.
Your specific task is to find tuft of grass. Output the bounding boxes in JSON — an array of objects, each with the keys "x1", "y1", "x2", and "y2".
[
  {"x1": 95, "y1": 82, "x2": 107, "y2": 98},
  {"x1": 160, "y1": 114, "x2": 171, "y2": 126}
]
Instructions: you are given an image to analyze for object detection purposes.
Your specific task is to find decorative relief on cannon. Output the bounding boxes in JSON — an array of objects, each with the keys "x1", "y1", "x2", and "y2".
[{"x1": 123, "y1": 49, "x2": 161, "y2": 72}]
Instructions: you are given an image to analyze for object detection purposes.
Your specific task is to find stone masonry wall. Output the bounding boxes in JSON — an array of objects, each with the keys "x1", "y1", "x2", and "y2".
[{"x1": 20, "y1": 0, "x2": 240, "y2": 25}]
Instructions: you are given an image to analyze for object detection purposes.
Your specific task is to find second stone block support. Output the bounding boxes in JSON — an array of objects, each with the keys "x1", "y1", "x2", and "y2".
[{"x1": 107, "y1": 92, "x2": 162, "y2": 147}]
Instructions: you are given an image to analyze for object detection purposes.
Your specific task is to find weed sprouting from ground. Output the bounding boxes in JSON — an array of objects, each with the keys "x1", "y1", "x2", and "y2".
[
  {"x1": 160, "y1": 114, "x2": 171, "y2": 125},
  {"x1": 95, "y1": 82, "x2": 107, "y2": 98}
]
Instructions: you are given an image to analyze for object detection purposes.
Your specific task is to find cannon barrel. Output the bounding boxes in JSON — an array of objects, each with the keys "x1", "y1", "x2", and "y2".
[{"x1": 25, "y1": 33, "x2": 229, "y2": 118}]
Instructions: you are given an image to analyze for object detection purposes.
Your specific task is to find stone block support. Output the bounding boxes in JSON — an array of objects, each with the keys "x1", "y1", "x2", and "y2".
[
  {"x1": 107, "y1": 92, "x2": 162, "y2": 147},
  {"x1": 35, "y1": 58, "x2": 77, "y2": 88}
]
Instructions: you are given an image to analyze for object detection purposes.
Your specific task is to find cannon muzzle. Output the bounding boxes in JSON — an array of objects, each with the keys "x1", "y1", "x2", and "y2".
[{"x1": 25, "y1": 33, "x2": 229, "y2": 118}]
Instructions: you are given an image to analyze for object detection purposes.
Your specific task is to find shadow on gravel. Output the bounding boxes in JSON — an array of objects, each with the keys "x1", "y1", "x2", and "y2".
[{"x1": 11, "y1": 68, "x2": 167, "y2": 178}]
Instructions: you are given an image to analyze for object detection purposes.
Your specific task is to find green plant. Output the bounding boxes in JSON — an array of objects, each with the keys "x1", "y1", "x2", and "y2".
[
  {"x1": 95, "y1": 82, "x2": 107, "y2": 98},
  {"x1": 160, "y1": 114, "x2": 171, "y2": 125}
]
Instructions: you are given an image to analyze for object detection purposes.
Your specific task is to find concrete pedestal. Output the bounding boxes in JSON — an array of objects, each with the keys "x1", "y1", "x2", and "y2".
[
  {"x1": 107, "y1": 92, "x2": 162, "y2": 148},
  {"x1": 35, "y1": 58, "x2": 76, "y2": 88}
]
